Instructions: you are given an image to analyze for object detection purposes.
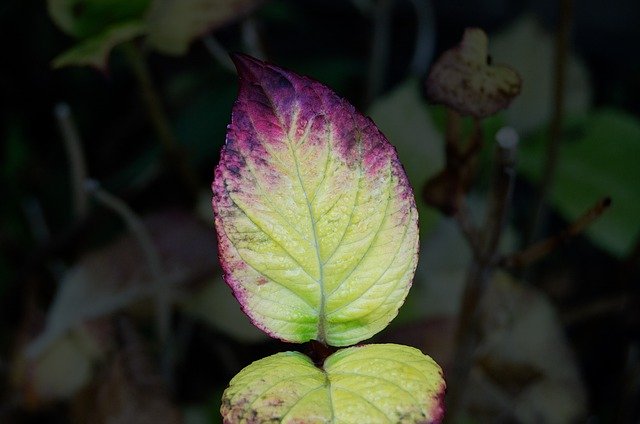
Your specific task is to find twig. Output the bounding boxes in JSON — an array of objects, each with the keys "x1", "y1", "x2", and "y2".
[
  {"x1": 21, "y1": 198, "x2": 67, "y2": 281},
  {"x1": 526, "y1": 0, "x2": 574, "y2": 247},
  {"x1": 366, "y1": 0, "x2": 394, "y2": 103},
  {"x1": 85, "y1": 180, "x2": 170, "y2": 346},
  {"x1": 241, "y1": 16, "x2": 266, "y2": 60},
  {"x1": 482, "y1": 127, "x2": 518, "y2": 256},
  {"x1": 408, "y1": 0, "x2": 436, "y2": 75},
  {"x1": 445, "y1": 109, "x2": 462, "y2": 154},
  {"x1": 55, "y1": 103, "x2": 89, "y2": 219},
  {"x1": 446, "y1": 128, "x2": 518, "y2": 421},
  {"x1": 501, "y1": 196, "x2": 611, "y2": 268},
  {"x1": 561, "y1": 293, "x2": 631, "y2": 326},
  {"x1": 453, "y1": 199, "x2": 482, "y2": 258},
  {"x1": 202, "y1": 35, "x2": 236, "y2": 73},
  {"x1": 122, "y1": 42, "x2": 199, "y2": 199}
]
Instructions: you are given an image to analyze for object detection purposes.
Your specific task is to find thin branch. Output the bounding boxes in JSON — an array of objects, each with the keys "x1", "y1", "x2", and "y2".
[
  {"x1": 408, "y1": 0, "x2": 436, "y2": 75},
  {"x1": 241, "y1": 16, "x2": 267, "y2": 60},
  {"x1": 501, "y1": 196, "x2": 611, "y2": 268},
  {"x1": 86, "y1": 180, "x2": 170, "y2": 346},
  {"x1": 366, "y1": 0, "x2": 394, "y2": 103},
  {"x1": 482, "y1": 127, "x2": 518, "y2": 257},
  {"x1": 453, "y1": 199, "x2": 482, "y2": 258},
  {"x1": 445, "y1": 108, "x2": 462, "y2": 156},
  {"x1": 561, "y1": 292, "x2": 631, "y2": 326},
  {"x1": 122, "y1": 43, "x2": 199, "y2": 199},
  {"x1": 445, "y1": 128, "x2": 519, "y2": 421},
  {"x1": 21, "y1": 197, "x2": 67, "y2": 281},
  {"x1": 526, "y1": 0, "x2": 574, "y2": 247},
  {"x1": 202, "y1": 35, "x2": 236, "y2": 73},
  {"x1": 55, "y1": 103, "x2": 89, "y2": 219}
]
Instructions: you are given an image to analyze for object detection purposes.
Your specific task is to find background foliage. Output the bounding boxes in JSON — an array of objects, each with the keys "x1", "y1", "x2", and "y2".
[{"x1": 1, "y1": 0, "x2": 639, "y2": 422}]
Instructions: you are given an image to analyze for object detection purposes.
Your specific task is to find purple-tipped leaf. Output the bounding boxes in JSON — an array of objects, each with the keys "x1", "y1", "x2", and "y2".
[{"x1": 212, "y1": 55, "x2": 419, "y2": 346}]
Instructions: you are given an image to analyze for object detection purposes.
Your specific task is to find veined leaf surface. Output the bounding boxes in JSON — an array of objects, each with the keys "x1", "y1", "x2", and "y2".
[
  {"x1": 212, "y1": 55, "x2": 419, "y2": 346},
  {"x1": 221, "y1": 344, "x2": 445, "y2": 423}
]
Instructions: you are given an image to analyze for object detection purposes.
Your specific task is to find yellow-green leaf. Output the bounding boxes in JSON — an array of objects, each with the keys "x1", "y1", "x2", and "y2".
[
  {"x1": 212, "y1": 55, "x2": 420, "y2": 346},
  {"x1": 221, "y1": 344, "x2": 445, "y2": 424}
]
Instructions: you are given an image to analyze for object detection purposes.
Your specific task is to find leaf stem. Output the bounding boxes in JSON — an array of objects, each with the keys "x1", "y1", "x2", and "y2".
[
  {"x1": 408, "y1": 0, "x2": 436, "y2": 75},
  {"x1": 308, "y1": 340, "x2": 336, "y2": 368},
  {"x1": 122, "y1": 42, "x2": 199, "y2": 200},
  {"x1": 526, "y1": 0, "x2": 574, "y2": 247},
  {"x1": 366, "y1": 0, "x2": 394, "y2": 104},
  {"x1": 501, "y1": 196, "x2": 611, "y2": 268},
  {"x1": 85, "y1": 181, "x2": 170, "y2": 347},
  {"x1": 55, "y1": 103, "x2": 89, "y2": 220},
  {"x1": 241, "y1": 16, "x2": 266, "y2": 60},
  {"x1": 202, "y1": 35, "x2": 236, "y2": 73},
  {"x1": 446, "y1": 128, "x2": 518, "y2": 420}
]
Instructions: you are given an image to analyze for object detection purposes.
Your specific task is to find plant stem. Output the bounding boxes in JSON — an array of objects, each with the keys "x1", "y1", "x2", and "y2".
[
  {"x1": 408, "y1": 0, "x2": 436, "y2": 75},
  {"x1": 526, "y1": 0, "x2": 574, "y2": 247},
  {"x1": 561, "y1": 292, "x2": 630, "y2": 326},
  {"x1": 308, "y1": 340, "x2": 336, "y2": 368},
  {"x1": 86, "y1": 181, "x2": 170, "y2": 347},
  {"x1": 55, "y1": 103, "x2": 89, "y2": 220},
  {"x1": 445, "y1": 129, "x2": 518, "y2": 421},
  {"x1": 122, "y1": 42, "x2": 199, "y2": 200},
  {"x1": 241, "y1": 16, "x2": 266, "y2": 60},
  {"x1": 501, "y1": 196, "x2": 611, "y2": 268},
  {"x1": 366, "y1": 0, "x2": 394, "y2": 104},
  {"x1": 202, "y1": 35, "x2": 236, "y2": 72}
]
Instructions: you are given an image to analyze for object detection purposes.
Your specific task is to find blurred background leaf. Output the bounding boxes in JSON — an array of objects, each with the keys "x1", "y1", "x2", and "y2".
[{"x1": 519, "y1": 109, "x2": 640, "y2": 257}]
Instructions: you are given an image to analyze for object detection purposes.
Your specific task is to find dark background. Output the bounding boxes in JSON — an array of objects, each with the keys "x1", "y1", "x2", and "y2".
[{"x1": 1, "y1": 0, "x2": 639, "y2": 422}]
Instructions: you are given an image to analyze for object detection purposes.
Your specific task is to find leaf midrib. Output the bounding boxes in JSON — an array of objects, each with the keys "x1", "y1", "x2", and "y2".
[{"x1": 286, "y1": 127, "x2": 327, "y2": 343}]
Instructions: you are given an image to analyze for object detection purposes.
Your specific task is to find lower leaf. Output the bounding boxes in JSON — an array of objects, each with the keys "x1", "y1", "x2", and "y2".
[{"x1": 221, "y1": 344, "x2": 445, "y2": 424}]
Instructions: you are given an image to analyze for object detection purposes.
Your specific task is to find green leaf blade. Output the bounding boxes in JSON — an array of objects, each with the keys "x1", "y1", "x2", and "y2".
[
  {"x1": 212, "y1": 55, "x2": 419, "y2": 346},
  {"x1": 519, "y1": 109, "x2": 640, "y2": 257},
  {"x1": 221, "y1": 344, "x2": 445, "y2": 424},
  {"x1": 52, "y1": 21, "x2": 146, "y2": 70}
]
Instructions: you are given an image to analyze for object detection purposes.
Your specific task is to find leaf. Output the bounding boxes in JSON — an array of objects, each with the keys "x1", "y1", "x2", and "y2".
[
  {"x1": 146, "y1": 0, "x2": 264, "y2": 56},
  {"x1": 368, "y1": 79, "x2": 444, "y2": 234},
  {"x1": 380, "y1": 273, "x2": 587, "y2": 423},
  {"x1": 52, "y1": 21, "x2": 146, "y2": 70},
  {"x1": 47, "y1": 0, "x2": 151, "y2": 38},
  {"x1": 78, "y1": 321, "x2": 183, "y2": 424},
  {"x1": 212, "y1": 55, "x2": 419, "y2": 346},
  {"x1": 26, "y1": 210, "x2": 218, "y2": 359},
  {"x1": 519, "y1": 109, "x2": 640, "y2": 257},
  {"x1": 221, "y1": 344, "x2": 445, "y2": 424},
  {"x1": 425, "y1": 28, "x2": 522, "y2": 118},
  {"x1": 182, "y1": 277, "x2": 268, "y2": 343},
  {"x1": 13, "y1": 329, "x2": 103, "y2": 402},
  {"x1": 491, "y1": 15, "x2": 592, "y2": 134}
]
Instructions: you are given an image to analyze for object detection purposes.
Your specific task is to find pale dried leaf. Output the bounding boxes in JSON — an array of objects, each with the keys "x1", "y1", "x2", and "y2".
[
  {"x1": 492, "y1": 15, "x2": 592, "y2": 134},
  {"x1": 426, "y1": 28, "x2": 522, "y2": 118},
  {"x1": 382, "y1": 258, "x2": 586, "y2": 422},
  {"x1": 86, "y1": 323, "x2": 183, "y2": 424},
  {"x1": 368, "y1": 79, "x2": 445, "y2": 233},
  {"x1": 26, "y1": 210, "x2": 218, "y2": 359},
  {"x1": 146, "y1": 0, "x2": 263, "y2": 55}
]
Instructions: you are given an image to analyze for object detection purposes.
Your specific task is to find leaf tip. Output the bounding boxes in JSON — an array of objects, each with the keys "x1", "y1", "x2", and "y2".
[{"x1": 230, "y1": 52, "x2": 265, "y2": 81}]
